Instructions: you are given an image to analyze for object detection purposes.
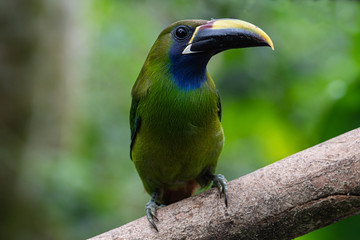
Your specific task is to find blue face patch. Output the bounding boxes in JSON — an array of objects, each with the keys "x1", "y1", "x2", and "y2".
[{"x1": 168, "y1": 41, "x2": 211, "y2": 91}]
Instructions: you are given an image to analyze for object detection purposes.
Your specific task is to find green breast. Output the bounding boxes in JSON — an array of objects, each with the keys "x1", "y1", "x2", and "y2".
[{"x1": 132, "y1": 73, "x2": 224, "y2": 195}]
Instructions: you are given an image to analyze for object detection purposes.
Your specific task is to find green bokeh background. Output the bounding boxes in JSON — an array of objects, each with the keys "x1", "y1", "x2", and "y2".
[{"x1": 1, "y1": 0, "x2": 360, "y2": 239}]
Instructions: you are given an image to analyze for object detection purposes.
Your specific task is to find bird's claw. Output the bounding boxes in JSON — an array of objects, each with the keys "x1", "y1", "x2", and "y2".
[
  {"x1": 145, "y1": 193, "x2": 164, "y2": 232},
  {"x1": 213, "y1": 174, "x2": 228, "y2": 207}
]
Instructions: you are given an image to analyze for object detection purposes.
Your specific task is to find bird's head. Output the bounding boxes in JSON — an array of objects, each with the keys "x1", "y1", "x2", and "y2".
[{"x1": 144, "y1": 19, "x2": 274, "y2": 90}]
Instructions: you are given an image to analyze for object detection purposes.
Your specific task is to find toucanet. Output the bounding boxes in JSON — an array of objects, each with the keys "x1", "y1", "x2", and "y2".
[{"x1": 130, "y1": 18, "x2": 274, "y2": 231}]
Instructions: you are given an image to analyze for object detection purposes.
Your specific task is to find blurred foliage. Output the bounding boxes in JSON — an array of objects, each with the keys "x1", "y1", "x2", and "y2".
[{"x1": 1, "y1": 0, "x2": 360, "y2": 239}]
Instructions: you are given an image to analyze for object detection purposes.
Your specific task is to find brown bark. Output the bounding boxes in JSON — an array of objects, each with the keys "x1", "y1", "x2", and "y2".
[{"x1": 89, "y1": 128, "x2": 360, "y2": 240}]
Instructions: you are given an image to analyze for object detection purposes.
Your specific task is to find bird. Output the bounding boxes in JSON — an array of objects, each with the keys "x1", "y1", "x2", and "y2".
[{"x1": 130, "y1": 18, "x2": 274, "y2": 231}]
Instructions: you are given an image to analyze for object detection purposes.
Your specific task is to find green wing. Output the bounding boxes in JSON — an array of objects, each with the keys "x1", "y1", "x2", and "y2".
[
  {"x1": 129, "y1": 63, "x2": 151, "y2": 161},
  {"x1": 216, "y1": 91, "x2": 222, "y2": 122},
  {"x1": 130, "y1": 97, "x2": 141, "y2": 161}
]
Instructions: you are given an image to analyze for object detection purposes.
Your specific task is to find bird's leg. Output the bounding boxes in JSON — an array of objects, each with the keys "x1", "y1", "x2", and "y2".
[
  {"x1": 212, "y1": 174, "x2": 228, "y2": 207},
  {"x1": 145, "y1": 192, "x2": 164, "y2": 232}
]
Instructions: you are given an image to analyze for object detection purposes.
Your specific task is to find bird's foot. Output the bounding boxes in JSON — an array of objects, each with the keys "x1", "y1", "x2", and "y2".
[
  {"x1": 212, "y1": 174, "x2": 228, "y2": 207},
  {"x1": 145, "y1": 192, "x2": 164, "y2": 232}
]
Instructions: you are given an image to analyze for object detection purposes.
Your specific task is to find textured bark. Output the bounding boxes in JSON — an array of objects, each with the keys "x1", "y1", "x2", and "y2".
[{"x1": 90, "y1": 128, "x2": 360, "y2": 240}]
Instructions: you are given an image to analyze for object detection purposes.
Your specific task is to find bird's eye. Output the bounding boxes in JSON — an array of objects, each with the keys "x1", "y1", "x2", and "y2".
[{"x1": 175, "y1": 27, "x2": 188, "y2": 39}]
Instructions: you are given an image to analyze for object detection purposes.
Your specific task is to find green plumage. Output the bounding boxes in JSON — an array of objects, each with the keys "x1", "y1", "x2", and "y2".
[
  {"x1": 129, "y1": 19, "x2": 273, "y2": 230},
  {"x1": 132, "y1": 74, "x2": 223, "y2": 203},
  {"x1": 131, "y1": 21, "x2": 223, "y2": 203}
]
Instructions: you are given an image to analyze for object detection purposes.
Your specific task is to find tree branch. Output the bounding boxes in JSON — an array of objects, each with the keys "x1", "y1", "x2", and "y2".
[{"x1": 89, "y1": 128, "x2": 360, "y2": 240}]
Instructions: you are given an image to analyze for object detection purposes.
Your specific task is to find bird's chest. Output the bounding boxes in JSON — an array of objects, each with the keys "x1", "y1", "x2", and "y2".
[
  {"x1": 134, "y1": 83, "x2": 223, "y2": 185},
  {"x1": 142, "y1": 86, "x2": 217, "y2": 141}
]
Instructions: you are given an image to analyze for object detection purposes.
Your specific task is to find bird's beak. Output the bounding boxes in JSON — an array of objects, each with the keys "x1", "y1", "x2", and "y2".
[{"x1": 182, "y1": 18, "x2": 274, "y2": 54}]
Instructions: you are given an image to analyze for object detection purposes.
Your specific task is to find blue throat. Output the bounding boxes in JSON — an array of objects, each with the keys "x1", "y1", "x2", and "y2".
[{"x1": 169, "y1": 44, "x2": 210, "y2": 91}]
